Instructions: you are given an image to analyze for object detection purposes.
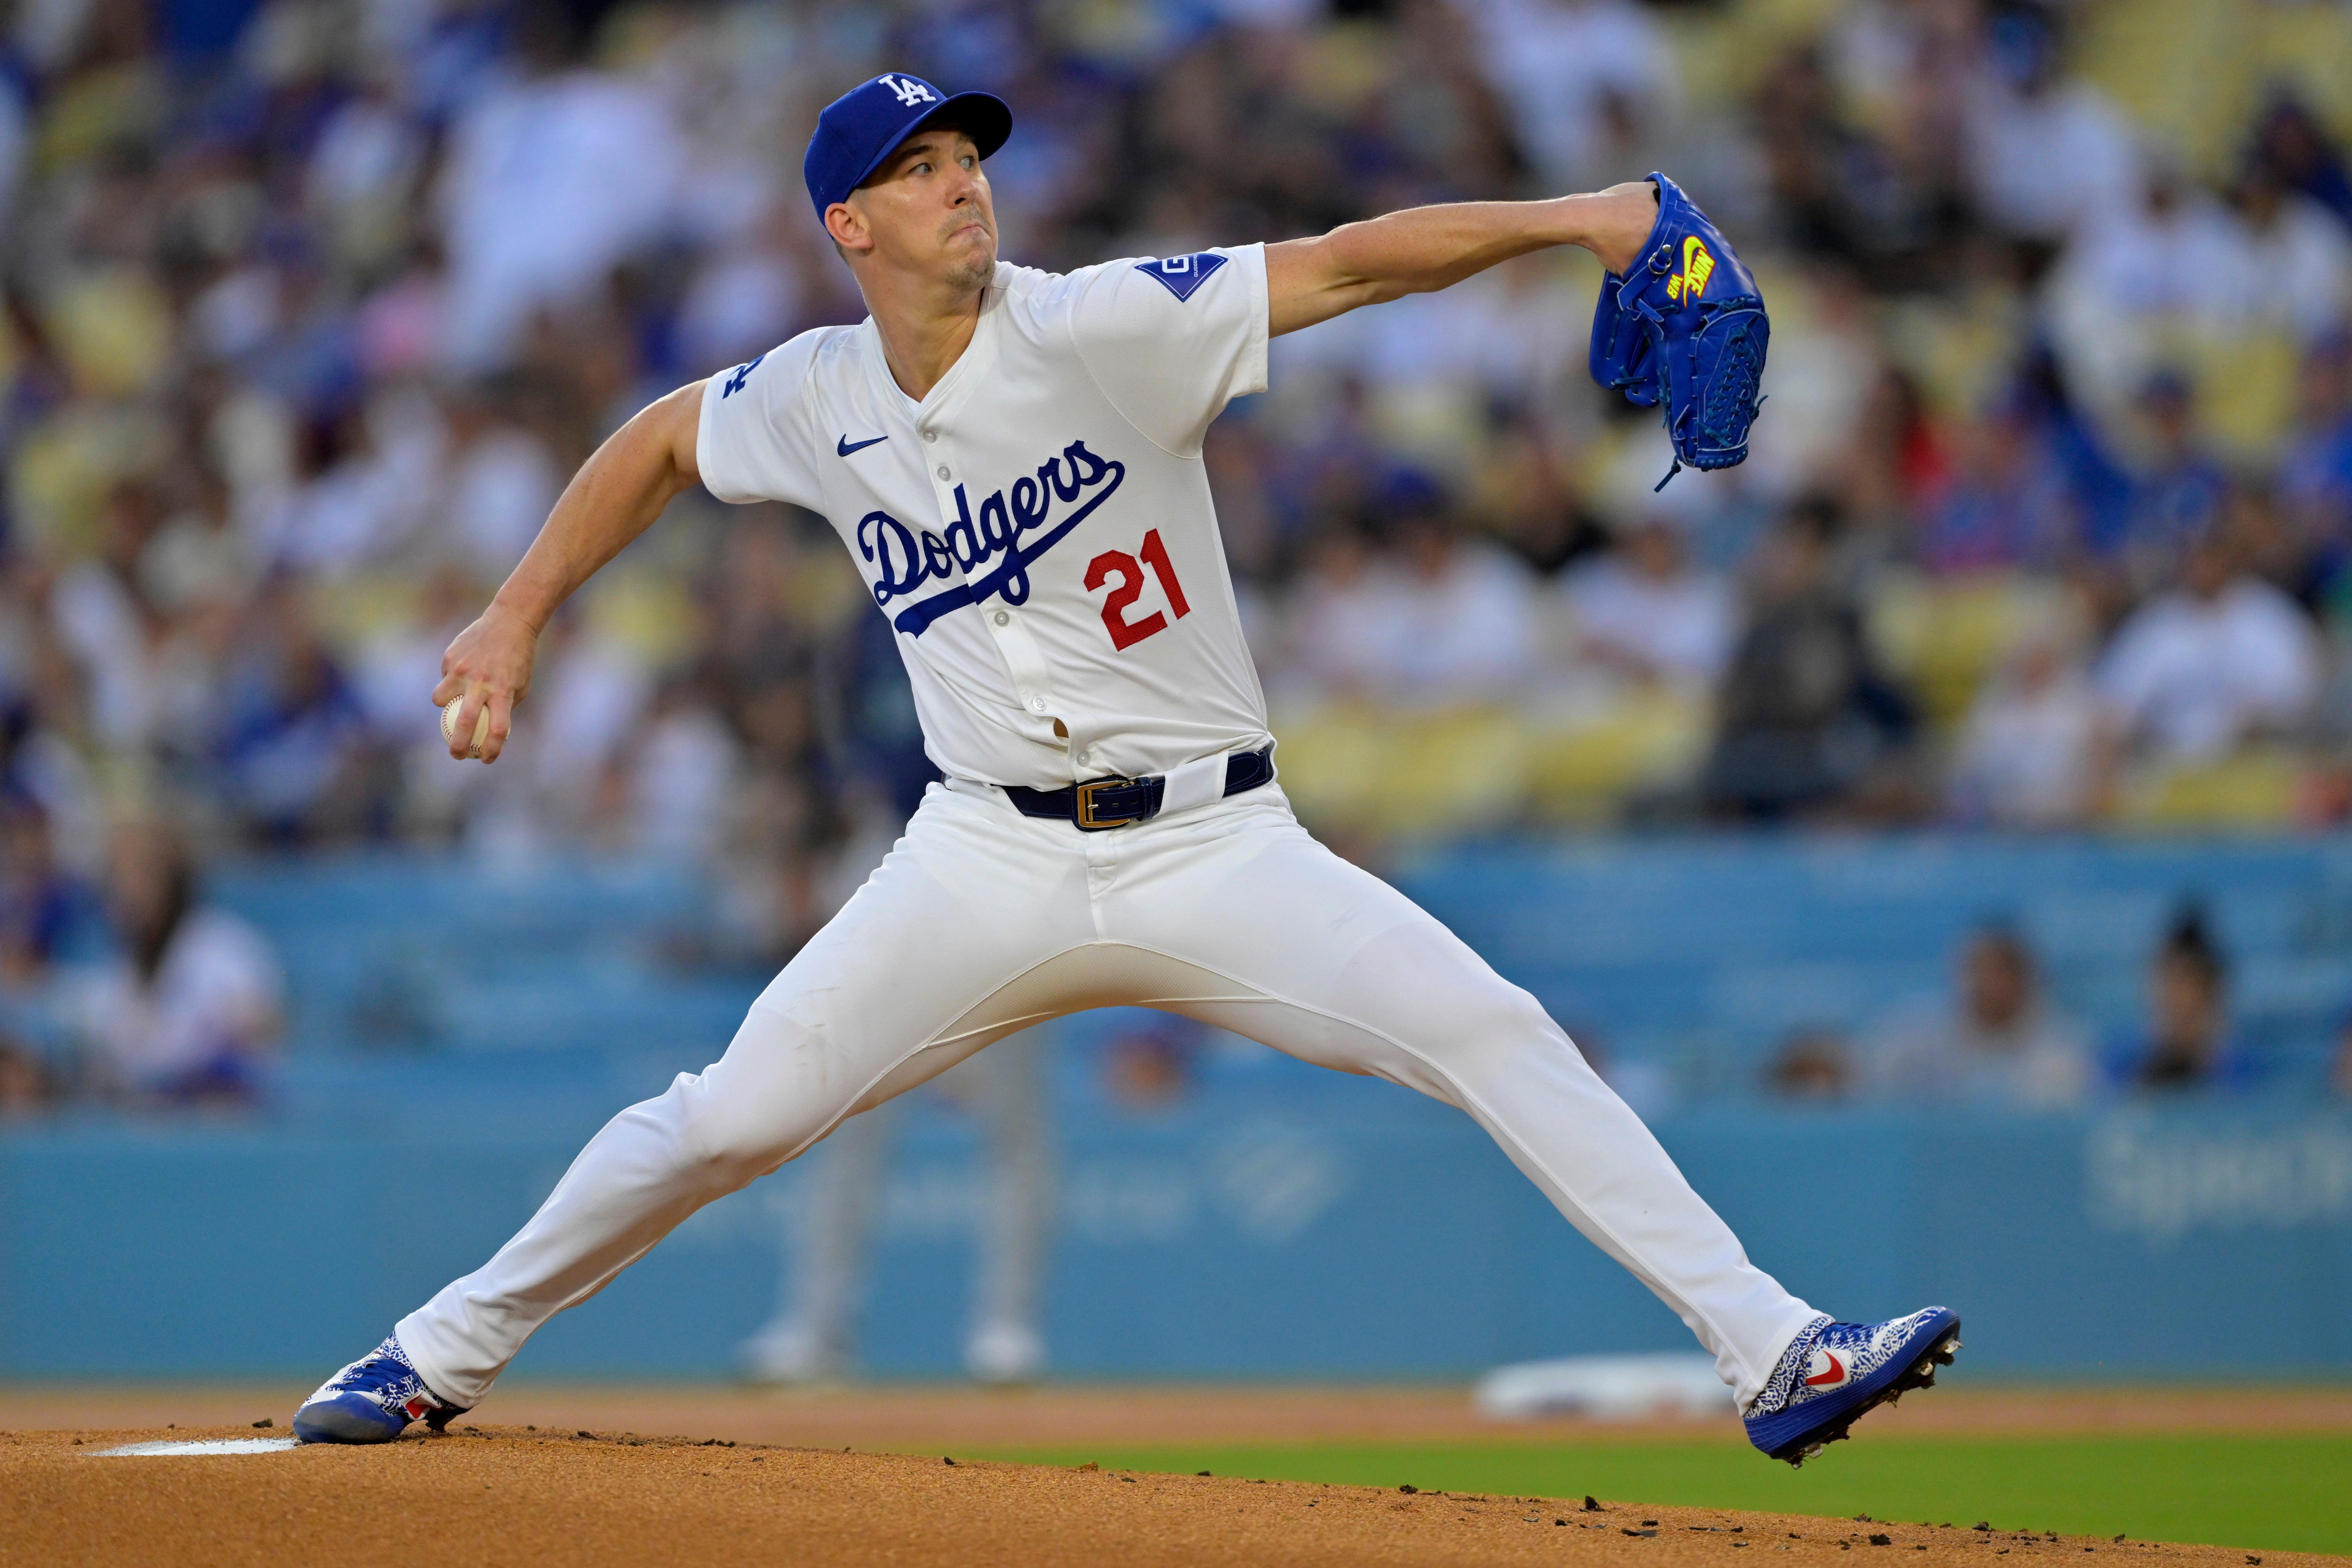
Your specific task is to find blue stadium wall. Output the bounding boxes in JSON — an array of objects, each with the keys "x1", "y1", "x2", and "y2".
[{"x1": 2, "y1": 835, "x2": 2348, "y2": 1379}]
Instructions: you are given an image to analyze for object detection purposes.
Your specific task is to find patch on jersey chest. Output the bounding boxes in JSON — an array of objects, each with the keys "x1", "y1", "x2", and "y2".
[{"x1": 1135, "y1": 252, "x2": 1228, "y2": 302}]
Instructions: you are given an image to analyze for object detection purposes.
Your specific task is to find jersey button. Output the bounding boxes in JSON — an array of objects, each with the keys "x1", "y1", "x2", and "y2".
[
  {"x1": 922, "y1": 430, "x2": 938, "y2": 443},
  {"x1": 936, "y1": 465, "x2": 951, "y2": 481},
  {"x1": 991, "y1": 610, "x2": 1009, "y2": 626},
  {"x1": 1029, "y1": 697, "x2": 1047, "y2": 712}
]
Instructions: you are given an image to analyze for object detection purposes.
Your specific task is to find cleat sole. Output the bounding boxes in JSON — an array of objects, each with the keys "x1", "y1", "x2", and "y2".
[
  {"x1": 291, "y1": 1396, "x2": 408, "y2": 1445},
  {"x1": 1759, "y1": 1311, "x2": 1962, "y2": 1468}
]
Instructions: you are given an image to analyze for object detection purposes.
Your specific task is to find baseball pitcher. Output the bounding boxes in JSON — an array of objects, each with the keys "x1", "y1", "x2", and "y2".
[{"x1": 296, "y1": 73, "x2": 1954, "y2": 1466}]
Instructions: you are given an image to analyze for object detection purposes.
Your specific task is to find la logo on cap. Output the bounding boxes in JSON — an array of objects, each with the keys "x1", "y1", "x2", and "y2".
[{"x1": 877, "y1": 74, "x2": 936, "y2": 107}]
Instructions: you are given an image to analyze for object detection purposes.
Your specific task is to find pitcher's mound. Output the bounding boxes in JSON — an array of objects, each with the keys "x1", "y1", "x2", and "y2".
[{"x1": 3, "y1": 1425, "x2": 2333, "y2": 1568}]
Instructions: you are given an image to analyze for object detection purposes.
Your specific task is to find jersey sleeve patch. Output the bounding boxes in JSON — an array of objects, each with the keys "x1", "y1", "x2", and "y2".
[{"x1": 1134, "y1": 252, "x2": 1228, "y2": 302}]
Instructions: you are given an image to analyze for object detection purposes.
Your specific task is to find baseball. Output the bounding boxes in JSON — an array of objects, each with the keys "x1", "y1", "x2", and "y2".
[{"x1": 441, "y1": 696, "x2": 492, "y2": 759}]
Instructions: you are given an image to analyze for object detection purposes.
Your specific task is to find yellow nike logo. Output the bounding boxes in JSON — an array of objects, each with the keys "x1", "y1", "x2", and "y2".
[{"x1": 1667, "y1": 237, "x2": 1715, "y2": 304}]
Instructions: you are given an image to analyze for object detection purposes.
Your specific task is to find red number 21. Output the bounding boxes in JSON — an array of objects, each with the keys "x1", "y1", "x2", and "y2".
[{"x1": 1085, "y1": 528, "x2": 1191, "y2": 651}]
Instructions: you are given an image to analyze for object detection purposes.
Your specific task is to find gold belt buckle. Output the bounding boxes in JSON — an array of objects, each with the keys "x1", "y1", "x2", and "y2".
[{"x1": 1073, "y1": 777, "x2": 1143, "y2": 831}]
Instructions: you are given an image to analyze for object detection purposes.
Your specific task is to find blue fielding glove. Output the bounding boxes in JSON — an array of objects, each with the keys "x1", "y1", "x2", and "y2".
[{"x1": 1588, "y1": 172, "x2": 1769, "y2": 489}]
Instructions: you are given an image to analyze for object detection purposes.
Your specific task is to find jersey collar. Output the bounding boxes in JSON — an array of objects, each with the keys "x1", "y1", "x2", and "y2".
[{"x1": 861, "y1": 269, "x2": 1004, "y2": 430}]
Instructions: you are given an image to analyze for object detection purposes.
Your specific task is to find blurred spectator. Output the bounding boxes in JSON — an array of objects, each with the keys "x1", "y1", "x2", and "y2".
[
  {"x1": 1867, "y1": 924, "x2": 2091, "y2": 1108},
  {"x1": 2107, "y1": 903, "x2": 2246, "y2": 1091},
  {"x1": 437, "y1": 1, "x2": 686, "y2": 371},
  {"x1": 624, "y1": 671, "x2": 739, "y2": 864},
  {"x1": 464, "y1": 610, "x2": 652, "y2": 854},
  {"x1": 1702, "y1": 500, "x2": 1916, "y2": 819},
  {"x1": 1283, "y1": 524, "x2": 1393, "y2": 701},
  {"x1": 2110, "y1": 374, "x2": 2230, "y2": 582},
  {"x1": 1555, "y1": 511, "x2": 1734, "y2": 693},
  {"x1": 261, "y1": 393, "x2": 445, "y2": 577},
  {"x1": 2252, "y1": 96, "x2": 2352, "y2": 232},
  {"x1": 1461, "y1": 0, "x2": 1678, "y2": 196},
  {"x1": 1962, "y1": 9, "x2": 2138, "y2": 242},
  {"x1": 306, "y1": 76, "x2": 429, "y2": 275},
  {"x1": 1915, "y1": 403, "x2": 2078, "y2": 575},
  {"x1": 2096, "y1": 523, "x2": 2322, "y2": 762},
  {"x1": 142, "y1": 466, "x2": 258, "y2": 616},
  {"x1": 0, "y1": 651, "x2": 104, "y2": 881},
  {"x1": 2278, "y1": 334, "x2": 2352, "y2": 584},
  {"x1": 2231, "y1": 161, "x2": 2352, "y2": 345},
  {"x1": 1844, "y1": 365, "x2": 1953, "y2": 529},
  {"x1": 678, "y1": 219, "x2": 806, "y2": 375},
  {"x1": 0, "y1": 798, "x2": 84, "y2": 984},
  {"x1": 1285, "y1": 488, "x2": 1540, "y2": 706},
  {"x1": 51, "y1": 478, "x2": 170, "y2": 752},
  {"x1": 2049, "y1": 166, "x2": 2244, "y2": 346},
  {"x1": 1945, "y1": 625, "x2": 2101, "y2": 828},
  {"x1": 1765, "y1": 1028, "x2": 1854, "y2": 1102},
  {"x1": 76, "y1": 822, "x2": 283, "y2": 1104},
  {"x1": 2224, "y1": 484, "x2": 2310, "y2": 606},
  {"x1": 1383, "y1": 507, "x2": 1543, "y2": 701},
  {"x1": 0, "y1": 799, "x2": 82, "y2": 1104},
  {"x1": 216, "y1": 583, "x2": 380, "y2": 842},
  {"x1": 438, "y1": 378, "x2": 565, "y2": 581},
  {"x1": 1751, "y1": 44, "x2": 1927, "y2": 273}
]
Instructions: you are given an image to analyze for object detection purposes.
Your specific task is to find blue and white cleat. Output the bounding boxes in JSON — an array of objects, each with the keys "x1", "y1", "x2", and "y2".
[
  {"x1": 1743, "y1": 1307, "x2": 1960, "y2": 1466},
  {"x1": 292, "y1": 1335, "x2": 467, "y2": 1444}
]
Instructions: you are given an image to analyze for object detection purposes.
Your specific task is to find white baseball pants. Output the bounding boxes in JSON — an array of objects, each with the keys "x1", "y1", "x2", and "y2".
[
  {"x1": 741, "y1": 1028, "x2": 1052, "y2": 1380},
  {"x1": 398, "y1": 780, "x2": 1820, "y2": 1407}
]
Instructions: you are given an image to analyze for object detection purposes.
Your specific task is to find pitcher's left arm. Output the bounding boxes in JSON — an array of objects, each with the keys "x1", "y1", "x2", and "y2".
[{"x1": 1263, "y1": 182, "x2": 1657, "y2": 337}]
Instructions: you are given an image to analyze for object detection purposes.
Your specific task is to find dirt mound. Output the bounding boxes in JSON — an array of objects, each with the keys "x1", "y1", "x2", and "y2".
[{"x1": 6, "y1": 1425, "x2": 2338, "y2": 1568}]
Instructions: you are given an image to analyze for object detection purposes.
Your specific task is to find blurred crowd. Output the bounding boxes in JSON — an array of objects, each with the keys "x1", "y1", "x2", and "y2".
[
  {"x1": 5, "y1": 0, "x2": 2352, "y2": 1103},
  {"x1": 1758, "y1": 900, "x2": 2352, "y2": 1108},
  {"x1": 1236, "y1": 0, "x2": 2352, "y2": 838}
]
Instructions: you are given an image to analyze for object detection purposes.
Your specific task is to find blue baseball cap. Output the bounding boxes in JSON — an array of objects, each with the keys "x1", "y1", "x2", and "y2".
[{"x1": 804, "y1": 73, "x2": 1012, "y2": 221}]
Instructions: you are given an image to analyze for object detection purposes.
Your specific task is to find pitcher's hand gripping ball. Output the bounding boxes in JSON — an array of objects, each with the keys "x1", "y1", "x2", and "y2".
[
  {"x1": 1589, "y1": 171, "x2": 1768, "y2": 489},
  {"x1": 441, "y1": 696, "x2": 490, "y2": 760}
]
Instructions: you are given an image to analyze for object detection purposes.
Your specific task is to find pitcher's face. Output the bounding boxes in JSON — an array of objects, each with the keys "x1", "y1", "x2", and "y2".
[{"x1": 835, "y1": 127, "x2": 997, "y2": 290}]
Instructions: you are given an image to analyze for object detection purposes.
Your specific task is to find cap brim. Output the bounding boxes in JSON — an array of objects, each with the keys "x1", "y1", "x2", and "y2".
[{"x1": 845, "y1": 91, "x2": 1013, "y2": 201}]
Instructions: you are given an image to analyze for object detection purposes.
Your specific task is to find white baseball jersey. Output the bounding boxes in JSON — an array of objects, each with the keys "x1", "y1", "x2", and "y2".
[{"x1": 697, "y1": 245, "x2": 1275, "y2": 789}]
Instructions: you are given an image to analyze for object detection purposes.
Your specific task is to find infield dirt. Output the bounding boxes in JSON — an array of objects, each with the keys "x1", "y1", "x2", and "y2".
[
  {"x1": 7, "y1": 1422, "x2": 2345, "y2": 1568},
  {"x1": 6, "y1": 1382, "x2": 2349, "y2": 1448}
]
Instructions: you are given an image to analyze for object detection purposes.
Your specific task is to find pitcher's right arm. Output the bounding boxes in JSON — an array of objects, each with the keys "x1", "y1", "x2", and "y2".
[{"x1": 434, "y1": 381, "x2": 705, "y2": 762}]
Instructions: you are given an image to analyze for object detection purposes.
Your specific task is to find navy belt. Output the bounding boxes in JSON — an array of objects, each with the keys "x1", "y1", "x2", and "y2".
[{"x1": 1005, "y1": 747, "x2": 1274, "y2": 832}]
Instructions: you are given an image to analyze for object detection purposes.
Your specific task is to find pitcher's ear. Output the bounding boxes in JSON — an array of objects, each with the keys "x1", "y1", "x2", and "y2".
[{"x1": 826, "y1": 199, "x2": 871, "y2": 253}]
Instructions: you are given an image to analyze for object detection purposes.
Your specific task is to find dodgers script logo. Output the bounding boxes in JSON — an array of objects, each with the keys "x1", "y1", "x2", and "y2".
[{"x1": 860, "y1": 439, "x2": 1126, "y2": 636}]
